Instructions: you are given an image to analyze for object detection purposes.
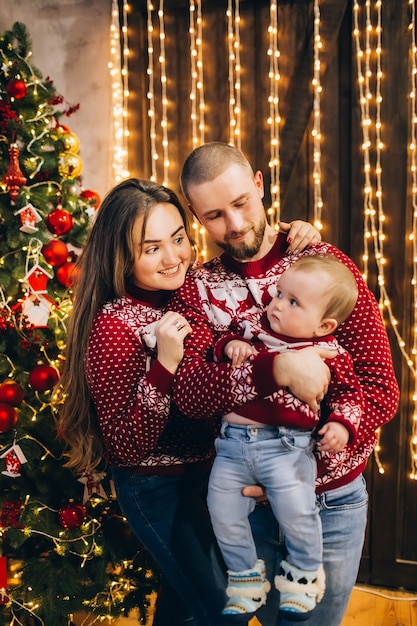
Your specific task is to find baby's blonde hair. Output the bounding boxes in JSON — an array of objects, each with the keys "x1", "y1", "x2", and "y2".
[{"x1": 288, "y1": 254, "x2": 358, "y2": 325}]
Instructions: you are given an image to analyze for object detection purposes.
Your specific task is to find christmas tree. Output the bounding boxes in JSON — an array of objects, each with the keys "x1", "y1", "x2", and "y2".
[{"x1": 0, "y1": 22, "x2": 157, "y2": 626}]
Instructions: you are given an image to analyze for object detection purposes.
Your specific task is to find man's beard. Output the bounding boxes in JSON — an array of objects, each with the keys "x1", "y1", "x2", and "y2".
[{"x1": 216, "y1": 217, "x2": 266, "y2": 260}]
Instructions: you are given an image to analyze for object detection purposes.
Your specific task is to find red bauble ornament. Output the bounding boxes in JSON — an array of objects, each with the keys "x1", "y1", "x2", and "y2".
[
  {"x1": 80, "y1": 189, "x2": 101, "y2": 210},
  {"x1": 0, "y1": 381, "x2": 24, "y2": 406},
  {"x1": 46, "y1": 208, "x2": 73, "y2": 236},
  {"x1": 6, "y1": 78, "x2": 27, "y2": 99},
  {"x1": 2, "y1": 144, "x2": 27, "y2": 203},
  {"x1": 28, "y1": 365, "x2": 59, "y2": 392},
  {"x1": 42, "y1": 240, "x2": 69, "y2": 267},
  {"x1": 58, "y1": 502, "x2": 86, "y2": 529},
  {"x1": 0, "y1": 403, "x2": 18, "y2": 433},
  {"x1": 55, "y1": 261, "x2": 79, "y2": 287}
]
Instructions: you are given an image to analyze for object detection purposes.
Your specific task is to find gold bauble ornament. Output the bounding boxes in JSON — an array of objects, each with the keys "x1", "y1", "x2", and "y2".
[
  {"x1": 60, "y1": 131, "x2": 81, "y2": 153},
  {"x1": 58, "y1": 152, "x2": 83, "y2": 178}
]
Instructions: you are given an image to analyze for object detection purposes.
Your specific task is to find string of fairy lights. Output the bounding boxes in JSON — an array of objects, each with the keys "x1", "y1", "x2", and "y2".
[
  {"x1": 227, "y1": 0, "x2": 242, "y2": 148},
  {"x1": 111, "y1": 1, "x2": 417, "y2": 479},
  {"x1": 189, "y1": 0, "x2": 205, "y2": 149},
  {"x1": 109, "y1": 0, "x2": 130, "y2": 184},
  {"x1": 189, "y1": 0, "x2": 208, "y2": 260},
  {"x1": 267, "y1": 0, "x2": 281, "y2": 226},
  {"x1": 312, "y1": 0, "x2": 323, "y2": 232},
  {"x1": 146, "y1": 1, "x2": 170, "y2": 186},
  {"x1": 407, "y1": 0, "x2": 417, "y2": 479},
  {"x1": 158, "y1": 2, "x2": 170, "y2": 185},
  {"x1": 146, "y1": 2, "x2": 158, "y2": 183},
  {"x1": 352, "y1": 0, "x2": 385, "y2": 473}
]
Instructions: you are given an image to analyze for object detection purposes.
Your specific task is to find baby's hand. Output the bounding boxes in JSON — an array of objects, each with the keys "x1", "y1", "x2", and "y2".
[
  {"x1": 316, "y1": 421, "x2": 349, "y2": 453},
  {"x1": 225, "y1": 339, "x2": 256, "y2": 367}
]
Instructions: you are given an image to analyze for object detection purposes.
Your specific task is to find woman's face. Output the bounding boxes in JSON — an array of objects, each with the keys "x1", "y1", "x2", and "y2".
[{"x1": 132, "y1": 202, "x2": 192, "y2": 291}]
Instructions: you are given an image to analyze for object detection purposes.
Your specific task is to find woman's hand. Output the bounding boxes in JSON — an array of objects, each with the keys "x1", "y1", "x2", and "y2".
[
  {"x1": 155, "y1": 311, "x2": 192, "y2": 374},
  {"x1": 279, "y1": 220, "x2": 321, "y2": 254}
]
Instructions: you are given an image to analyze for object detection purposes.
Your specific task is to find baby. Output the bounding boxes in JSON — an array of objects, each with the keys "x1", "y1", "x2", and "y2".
[{"x1": 207, "y1": 254, "x2": 363, "y2": 621}]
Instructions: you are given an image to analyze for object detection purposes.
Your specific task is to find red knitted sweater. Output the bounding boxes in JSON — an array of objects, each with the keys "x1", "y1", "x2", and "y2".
[
  {"x1": 171, "y1": 234, "x2": 399, "y2": 493},
  {"x1": 85, "y1": 286, "x2": 218, "y2": 473}
]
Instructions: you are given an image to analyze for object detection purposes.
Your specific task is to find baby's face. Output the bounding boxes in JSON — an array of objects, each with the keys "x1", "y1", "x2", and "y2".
[{"x1": 266, "y1": 268, "x2": 331, "y2": 338}]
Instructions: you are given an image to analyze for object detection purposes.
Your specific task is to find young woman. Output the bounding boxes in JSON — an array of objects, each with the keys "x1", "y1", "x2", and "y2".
[
  {"x1": 58, "y1": 179, "x2": 226, "y2": 626},
  {"x1": 57, "y1": 178, "x2": 320, "y2": 626}
]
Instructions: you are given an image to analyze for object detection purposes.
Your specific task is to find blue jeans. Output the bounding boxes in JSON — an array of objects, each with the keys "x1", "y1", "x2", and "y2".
[
  {"x1": 251, "y1": 474, "x2": 368, "y2": 626},
  {"x1": 111, "y1": 467, "x2": 228, "y2": 626},
  {"x1": 207, "y1": 423, "x2": 321, "y2": 572}
]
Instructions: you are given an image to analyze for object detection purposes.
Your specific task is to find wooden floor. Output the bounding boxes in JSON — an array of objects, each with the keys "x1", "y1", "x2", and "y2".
[
  {"x1": 250, "y1": 586, "x2": 417, "y2": 626},
  {"x1": 340, "y1": 585, "x2": 417, "y2": 626},
  {"x1": 73, "y1": 585, "x2": 417, "y2": 625}
]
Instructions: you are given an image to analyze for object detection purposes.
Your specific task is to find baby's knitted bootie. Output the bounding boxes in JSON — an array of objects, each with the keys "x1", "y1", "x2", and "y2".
[
  {"x1": 222, "y1": 559, "x2": 271, "y2": 622},
  {"x1": 274, "y1": 559, "x2": 325, "y2": 622}
]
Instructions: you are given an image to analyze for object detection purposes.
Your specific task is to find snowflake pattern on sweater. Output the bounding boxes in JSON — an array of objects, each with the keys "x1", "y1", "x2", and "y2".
[
  {"x1": 86, "y1": 292, "x2": 217, "y2": 470},
  {"x1": 171, "y1": 234, "x2": 399, "y2": 492}
]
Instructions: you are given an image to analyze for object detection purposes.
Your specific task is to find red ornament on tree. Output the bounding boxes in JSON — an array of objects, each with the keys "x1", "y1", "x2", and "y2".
[
  {"x1": 46, "y1": 208, "x2": 73, "y2": 236},
  {"x1": 28, "y1": 365, "x2": 59, "y2": 392},
  {"x1": 2, "y1": 144, "x2": 27, "y2": 203},
  {"x1": 58, "y1": 502, "x2": 86, "y2": 529},
  {"x1": 42, "y1": 239, "x2": 69, "y2": 267},
  {"x1": 0, "y1": 403, "x2": 18, "y2": 434},
  {"x1": 55, "y1": 261, "x2": 79, "y2": 287},
  {"x1": 6, "y1": 78, "x2": 27, "y2": 99},
  {"x1": 80, "y1": 189, "x2": 101, "y2": 210},
  {"x1": 0, "y1": 500, "x2": 23, "y2": 529},
  {"x1": 0, "y1": 381, "x2": 24, "y2": 406},
  {"x1": 1, "y1": 444, "x2": 27, "y2": 478}
]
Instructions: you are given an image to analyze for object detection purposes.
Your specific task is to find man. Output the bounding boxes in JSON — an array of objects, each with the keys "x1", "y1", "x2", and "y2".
[{"x1": 171, "y1": 142, "x2": 399, "y2": 626}]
